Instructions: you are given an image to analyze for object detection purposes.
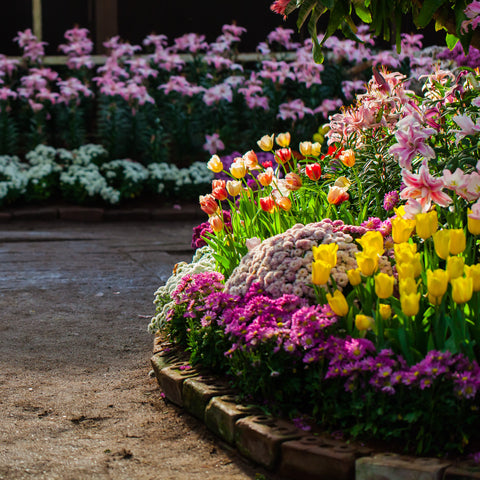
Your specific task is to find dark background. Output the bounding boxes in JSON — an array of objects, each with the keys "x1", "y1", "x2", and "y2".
[{"x1": 0, "y1": 0, "x2": 445, "y2": 55}]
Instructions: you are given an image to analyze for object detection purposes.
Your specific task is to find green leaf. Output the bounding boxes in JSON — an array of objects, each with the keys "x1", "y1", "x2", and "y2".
[
  {"x1": 285, "y1": 0, "x2": 300, "y2": 16},
  {"x1": 296, "y1": 0, "x2": 317, "y2": 29},
  {"x1": 415, "y1": 0, "x2": 448, "y2": 28},
  {"x1": 445, "y1": 33, "x2": 459, "y2": 50},
  {"x1": 353, "y1": 2, "x2": 372, "y2": 23}
]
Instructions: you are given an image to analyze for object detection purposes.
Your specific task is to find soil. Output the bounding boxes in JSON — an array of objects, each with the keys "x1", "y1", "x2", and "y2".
[{"x1": 0, "y1": 220, "x2": 282, "y2": 480}]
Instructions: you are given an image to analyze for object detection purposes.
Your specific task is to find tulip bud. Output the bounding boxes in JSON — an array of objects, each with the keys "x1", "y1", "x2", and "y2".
[
  {"x1": 355, "y1": 252, "x2": 378, "y2": 276},
  {"x1": 299, "y1": 141, "x2": 312, "y2": 157},
  {"x1": 391, "y1": 216, "x2": 416, "y2": 244},
  {"x1": 399, "y1": 277, "x2": 417, "y2": 296},
  {"x1": 357, "y1": 231, "x2": 385, "y2": 257},
  {"x1": 339, "y1": 149, "x2": 355, "y2": 167},
  {"x1": 347, "y1": 268, "x2": 362, "y2": 286},
  {"x1": 465, "y1": 264, "x2": 480, "y2": 292},
  {"x1": 276, "y1": 132, "x2": 291, "y2": 147},
  {"x1": 355, "y1": 314, "x2": 374, "y2": 331},
  {"x1": 212, "y1": 185, "x2": 228, "y2": 201},
  {"x1": 276, "y1": 196, "x2": 292, "y2": 211},
  {"x1": 207, "y1": 154, "x2": 223, "y2": 173},
  {"x1": 259, "y1": 195, "x2": 276, "y2": 213},
  {"x1": 311, "y1": 142, "x2": 322, "y2": 156},
  {"x1": 305, "y1": 163, "x2": 322, "y2": 181},
  {"x1": 400, "y1": 292, "x2": 421, "y2": 316},
  {"x1": 327, "y1": 186, "x2": 349, "y2": 205},
  {"x1": 226, "y1": 180, "x2": 242, "y2": 196},
  {"x1": 415, "y1": 210, "x2": 438, "y2": 240},
  {"x1": 378, "y1": 304, "x2": 392, "y2": 320},
  {"x1": 426, "y1": 269, "x2": 449, "y2": 299},
  {"x1": 451, "y1": 276, "x2": 473, "y2": 304},
  {"x1": 257, "y1": 134, "x2": 274, "y2": 151},
  {"x1": 275, "y1": 148, "x2": 292, "y2": 164},
  {"x1": 230, "y1": 158, "x2": 247, "y2": 179},
  {"x1": 312, "y1": 243, "x2": 338, "y2": 268},
  {"x1": 468, "y1": 209, "x2": 480, "y2": 235},
  {"x1": 208, "y1": 214, "x2": 223, "y2": 233},
  {"x1": 199, "y1": 194, "x2": 219, "y2": 215},
  {"x1": 433, "y1": 230, "x2": 450, "y2": 260},
  {"x1": 285, "y1": 172, "x2": 302, "y2": 191},
  {"x1": 257, "y1": 167, "x2": 274, "y2": 187},
  {"x1": 446, "y1": 255, "x2": 465, "y2": 280},
  {"x1": 326, "y1": 290, "x2": 349, "y2": 316},
  {"x1": 312, "y1": 260, "x2": 332, "y2": 285},
  {"x1": 449, "y1": 229, "x2": 466, "y2": 255},
  {"x1": 243, "y1": 150, "x2": 259, "y2": 170},
  {"x1": 375, "y1": 273, "x2": 395, "y2": 299}
]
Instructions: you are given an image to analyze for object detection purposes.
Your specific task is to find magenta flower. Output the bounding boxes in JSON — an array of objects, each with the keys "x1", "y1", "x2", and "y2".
[
  {"x1": 400, "y1": 161, "x2": 452, "y2": 211},
  {"x1": 203, "y1": 133, "x2": 225, "y2": 155}
]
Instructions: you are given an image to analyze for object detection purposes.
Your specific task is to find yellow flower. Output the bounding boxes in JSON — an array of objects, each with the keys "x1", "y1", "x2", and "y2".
[
  {"x1": 375, "y1": 273, "x2": 395, "y2": 299},
  {"x1": 326, "y1": 290, "x2": 349, "y2": 316},
  {"x1": 400, "y1": 292, "x2": 421, "y2": 316},
  {"x1": 392, "y1": 216, "x2": 416, "y2": 244},
  {"x1": 415, "y1": 210, "x2": 438, "y2": 240},
  {"x1": 299, "y1": 141, "x2": 312, "y2": 157},
  {"x1": 347, "y1": 268, "x2": 362, "y2": 286},
  {"x1": 355, "y1": 314, "x2": 374, "y2": 331},
  {"x1": 312, "y1": 243, "x2": 338, "y2": 268},
  {"x1": 399, "y1": 277, "x2": 417, "y2": 296},
  {"x1": 433, "y1": 230, "x2": 450, "y2": 260},
  {"x1": 446, "y1": 256, "x2": 465, "y2": 280},
  {"x1": 426, "y1": 269, "x2": 449, "y2": 297},
  {"x1": 396, "y1": 262, "x2": 416, "y2": 280},
  {"x1": 207, "y1": 154, "x2": 223, "y2": 173},
  {"x1": 257, "y1": 134, "x2": 274, "y2": 151},
  {"x1": 334, "y1": 176, "x2": 351, "y2": 189},
  {"x1": 378, "y1": 304, "x2": 392, "y2": 320},
  {"x1": 449, "y1": 229, "x2": 466, "y2": 255},
  {"x1": 451, "y1": 277, "x2": 473, "y2": 304},
  {"x1": 468, "y1": 209, "x2": 480, "y2": 235},
  {"x1": 229, "y1": 158, "x2": 247, "y2": 179},
  {"x1": 226, "y1": 180, "x2": 242, "y2": 196},
  {"x1": 276, "y1": 132, "x2": 291, "y2": 147},
  {"x1": 312, "y1": 260, "x2": 331, "y2": 285},
  {"x1": 465, "y1": 264, "x2": 480, "y2": 292},
  {"x1": 357, "y1": 231, "x2": 385, "y2": 256},
  {"x1": 355, "y1": 252, "x2": 378, "y2": 276},
  {"x1": 428, "y1": 294, "x2": 443, "y2": 306},
  {"x1": 394, "y1": 242, "x2": 417, "y2": 261},
  {"x1": 311, "y1": 142, "x2": 322, "y2": 156},
  {"x1": 339, "y1": 149, "x2": 355, "y2": 167}
]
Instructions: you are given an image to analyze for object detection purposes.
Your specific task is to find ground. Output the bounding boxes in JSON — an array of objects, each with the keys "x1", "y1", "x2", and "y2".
[{"x1": 0, "y1": 220, "x2": 282, "y2": 480}]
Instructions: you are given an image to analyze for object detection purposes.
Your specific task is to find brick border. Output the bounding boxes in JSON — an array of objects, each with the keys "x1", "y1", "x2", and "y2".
[
  {"x1": 151, "y1": 335, "x2": 480, "y2": 480},
  {"x1": 0, "y1": 203, "x2": 204, "y2": 223}
]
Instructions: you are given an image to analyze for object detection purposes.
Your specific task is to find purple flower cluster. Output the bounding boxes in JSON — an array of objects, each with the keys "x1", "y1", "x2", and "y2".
[
  {"x1": 438, "y1": 43, "x2": 480, "y2": 69},
  {"x1": 191, "y1": 210, "x2": 232, "y2": 249}
]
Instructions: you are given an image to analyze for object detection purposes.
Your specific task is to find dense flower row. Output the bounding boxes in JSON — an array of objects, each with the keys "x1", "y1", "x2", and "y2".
[{"x1": 0, "y1": 144, "x2": 212, "y2": 207}]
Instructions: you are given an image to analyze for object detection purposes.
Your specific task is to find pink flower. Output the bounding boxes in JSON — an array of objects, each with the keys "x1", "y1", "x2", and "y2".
[
  {"x1": 388, "y1": 122, "x2": 436, "y2": 170},
  {"x1": 400, "y1": 161, "x2": 452, "y2": 210},
  {"x1": 277, "y1": 99, "x2": 313, "y2": 121},
  {"x1": 442, "y1": 168, "x2": 469, "y2": 195},
  {"x1": 270, "y1": 1, "x2": 291, "y2": 18},
  {"x1": 203, "y1": 133, "x2": 225, "y2": 155},
  {"x1": 203, "y1": 83, "x2": 233, "y2": 106},
  {"x1": 451, "y1": 114, "x2": 480, "y2": 144}
]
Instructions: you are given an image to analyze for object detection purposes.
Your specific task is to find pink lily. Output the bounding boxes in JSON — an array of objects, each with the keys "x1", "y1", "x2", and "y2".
[{"x1": 451, "y1": 114, "x2": 480, "y2": 144}]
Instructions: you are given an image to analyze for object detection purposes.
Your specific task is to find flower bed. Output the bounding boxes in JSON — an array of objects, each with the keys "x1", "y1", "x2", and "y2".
[{"x1": 152, "y1": 64, "x2": 480, "y2": 459}]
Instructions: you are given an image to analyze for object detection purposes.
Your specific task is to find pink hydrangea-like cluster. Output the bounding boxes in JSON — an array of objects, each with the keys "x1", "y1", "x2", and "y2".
[{"x1": 225, "y1": 219, "x2": 393, "y2": 301}]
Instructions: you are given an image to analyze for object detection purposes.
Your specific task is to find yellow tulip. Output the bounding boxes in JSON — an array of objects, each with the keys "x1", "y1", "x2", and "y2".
[
  {"x1": 400, "y1": 292, "x2": 421, "y2": 317},
  {"x1": 357, "y1": 231, "x2": 385, "y2": 256},
  {"x1": 312, "y1": 260, "x2": 332, "y2": 285},
  {"x1": 347, "y1": 268, "x2": 362, "y2": 286},
  {"x1": 392, "y1": 216, "x2": 416, "y2": 244},
  {"x1": 375, "y1": 273, "x2": 395, "y2": 299},
  {"x1": 394, "y1": 242, "x2": 417, "y2": 262},
  {"x1": 451, "y1": 277, "x2": 473, "y2": 304},
  {"x1": 276, "y1": 132, "x2": 291, "y2": 148},
  {"x1": 257, "y1": 134, "x2": 274, "y2": 151},
  {"x1": 415, "y1": 210, "x2": 438, "y2": 240},
  {"x1": 299, "y1": 141, "x2": 312, "y2": 157},
  {"x1": 355, "y1": 252, "x2": 378, "y2": 276},
  {"x1": 465, "y1": 264, "x2": 480, "y2": 292},
  {"x1": 207, "y1": 154, "x2": 223, "y2": 173},
  {"x1": 428, "y1": 294, "x2": 443, "y2": 306},
  {"x1": 449, "y1": 229, "x2": 466, "y2": 255},
  {"x1": 378, "y1": 304, "x2": 392, "y2": 320},
  {"x1": 326, "y1": 290, "x2": 349, "y2": 316},
  {"x1": 399, "y1": 277, "x2": 417, "y2": 296},
  {"x1": 355, "y1": 314, "x2": 374, "y2": 331},
  {"x1": 311, "y1": 142, "x2": 322, "y2": 156},
  {"x1": 312, "y1": 243, "x2": 338, "y2": 268},
  {"x1": 396, "y1": 262, "x2": 416, "y2": 280},
  {"x1": 446, "y1": 256, "x2": 465, "y2": 280},
  {"x1": 229, "y1": 159, "x2": 247, "y2": 179},
  {"x1": 468, "y1": 209, "x2": 480, "y2": 235},
  {"x1": 426, "y1": 269, "x2": 449, "y2": 297},
  {"x1": 433, "y1": 230, "x2": 450, "y2": 260},
  {"x1": 226, "y1": 180, "x2": 242, "y2": 196}
]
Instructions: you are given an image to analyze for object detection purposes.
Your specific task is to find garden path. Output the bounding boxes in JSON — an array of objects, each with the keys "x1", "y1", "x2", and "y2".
[{"x1": 0, "y1": 220, "x2": 279, "y2": 480}]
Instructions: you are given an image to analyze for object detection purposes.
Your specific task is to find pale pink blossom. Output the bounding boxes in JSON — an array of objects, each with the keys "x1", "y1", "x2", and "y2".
[
  {"x1": 203, "y1": 83, "x2": 233, "y2": 106},
  {"x1": 451, "y1": 114, "x2": 480, "y2": 144},
  {"x1": 277, "y1": 99, "x2": 313, "y2": 121},
  {"x1": 313, "y1": 98, "x2": 343, "y2": 118},
  {"x1": 400, "y1": 161, "x2": 452, "y2": 210},
  {"x1": 443, "y1": 168, "x2": 469, "y2": 195},
  {"x1": 203, "y1": 133, "x2": 225, "y2": 155}
]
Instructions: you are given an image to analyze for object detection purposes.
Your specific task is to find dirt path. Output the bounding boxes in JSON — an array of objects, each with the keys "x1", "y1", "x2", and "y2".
[{"x1": 0, "y1": 221, "x2": 279, "y2": 480}]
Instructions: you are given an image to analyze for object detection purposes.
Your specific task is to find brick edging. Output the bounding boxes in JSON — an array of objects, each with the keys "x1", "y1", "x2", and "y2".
[
  {"x1": 151, "y1": 335, "x2": 480, "y2": 480},
  {"x1": 0, "y1": 204, "x2": 204, "y2": 222}
]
